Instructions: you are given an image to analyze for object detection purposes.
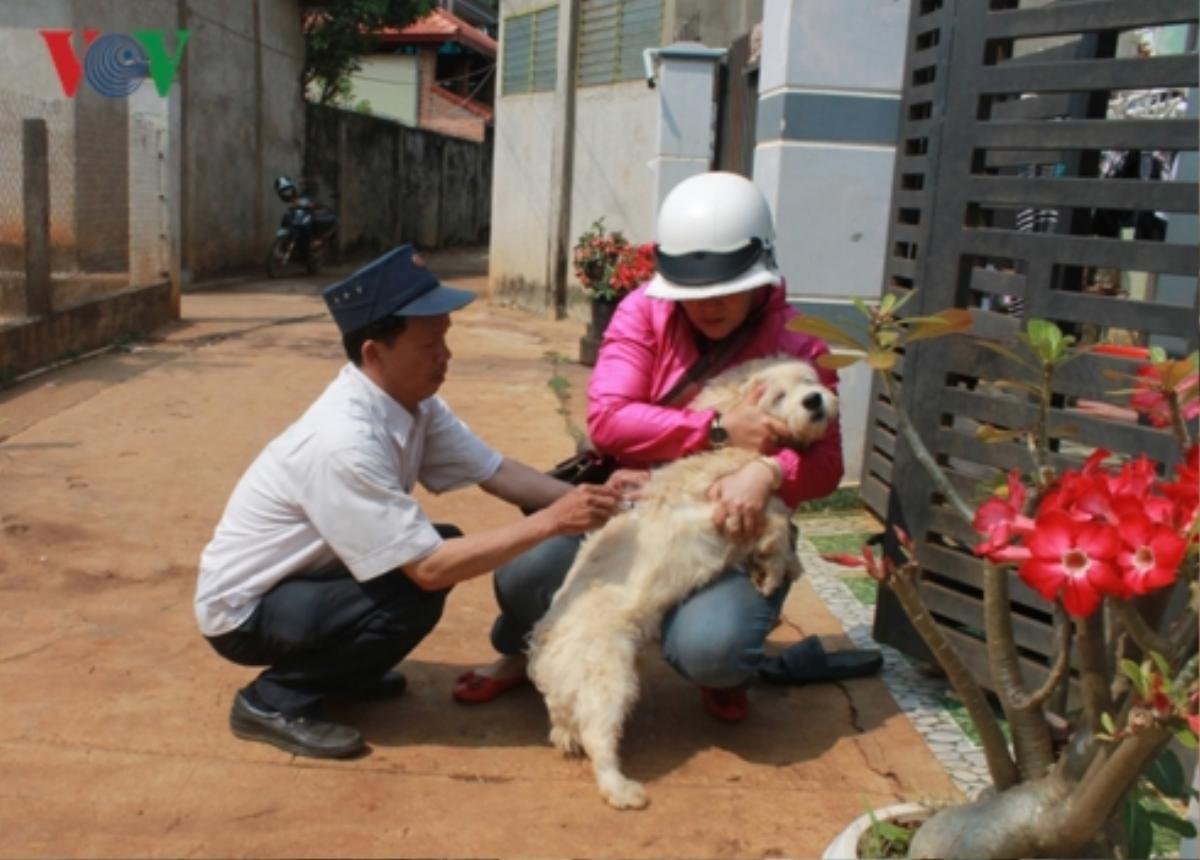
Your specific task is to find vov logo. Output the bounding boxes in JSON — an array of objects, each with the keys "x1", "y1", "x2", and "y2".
[{"x1": 40, "y1": 29, "x2": 190, "y2": 98}]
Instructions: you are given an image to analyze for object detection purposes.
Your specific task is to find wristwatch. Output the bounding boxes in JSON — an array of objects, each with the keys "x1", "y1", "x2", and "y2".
[{"x1": 708, "y1": 413, "x2": 729, "y2": 449}]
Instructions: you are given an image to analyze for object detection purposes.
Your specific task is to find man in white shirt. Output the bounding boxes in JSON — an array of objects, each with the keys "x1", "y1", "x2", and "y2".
[{"x1": 196, "y1": 245, "x2": 636, "y2": 759}]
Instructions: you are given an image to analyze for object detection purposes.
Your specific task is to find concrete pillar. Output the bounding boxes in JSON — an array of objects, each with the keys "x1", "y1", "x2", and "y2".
[
  {"x1": 649, "y1": 42, "x2": 726, "y2": 209},
  {"x1": 754, "y1": 0, "x2": 911, "y2": 484},
  {"x1": 22, "y1": 118, "x2": 51, "y2": 318}
]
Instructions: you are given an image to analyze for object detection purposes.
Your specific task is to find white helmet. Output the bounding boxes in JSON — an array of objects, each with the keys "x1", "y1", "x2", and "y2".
[{"x1": 646, "y1": 171, "x2": 781, "y2": 301}]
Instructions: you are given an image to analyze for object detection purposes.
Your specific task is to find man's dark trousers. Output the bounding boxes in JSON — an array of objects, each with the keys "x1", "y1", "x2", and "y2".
[{"x1": 207, "y1": 524, "x2": 460, "y2": 715}]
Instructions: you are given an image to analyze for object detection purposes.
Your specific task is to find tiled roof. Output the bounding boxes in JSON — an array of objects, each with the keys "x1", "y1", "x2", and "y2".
[{"x1": 377, "y1": 8, "x2": 497, "y2": 58}]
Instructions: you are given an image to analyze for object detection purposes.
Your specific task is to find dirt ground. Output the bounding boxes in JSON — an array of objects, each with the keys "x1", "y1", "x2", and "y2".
[{"x1": 0, "y1": 249, "x2": 957, "y2": 859}]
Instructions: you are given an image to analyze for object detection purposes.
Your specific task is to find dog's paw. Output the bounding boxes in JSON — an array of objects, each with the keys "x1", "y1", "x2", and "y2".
[
  {"x1": 549, "y1": 725, "x2": 582, "y2": 757},
  {"x1": 600, "y1": 776, "x2": 648, "y2": 810}
]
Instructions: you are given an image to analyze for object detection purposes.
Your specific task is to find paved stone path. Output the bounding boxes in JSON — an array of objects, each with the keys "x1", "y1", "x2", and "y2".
[{"x1": 796, "y1": 513, "x2": 995, "y2": 799}]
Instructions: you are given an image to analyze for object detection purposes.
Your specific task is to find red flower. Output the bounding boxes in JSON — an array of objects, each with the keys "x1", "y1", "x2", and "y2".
[
  {"x1": 1163, "y1": 444, "x2": 1200, "y2": 531},
  {"x1": 611, "y1": 243, "x2": 656, "y2": 294},
  {"x1": 973, "y1": 470, "x2": 1035, "y2": 560},
  {"x1": 1115, "y1": 514, "x2": 1185, "y2": 595},
  {"x1": 1019, "y1": 510, "x2": 1123, "y2": 617}
]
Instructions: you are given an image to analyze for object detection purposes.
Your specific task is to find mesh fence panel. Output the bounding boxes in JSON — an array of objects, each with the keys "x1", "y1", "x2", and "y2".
[{"x1": 0, "y1": 80, "x2": 170, "y2": 322}]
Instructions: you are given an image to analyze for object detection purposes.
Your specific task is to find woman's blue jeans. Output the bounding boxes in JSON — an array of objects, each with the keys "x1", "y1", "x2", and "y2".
[{"x1": 490, "y1": 534, "x2": 790, "y2": 689}]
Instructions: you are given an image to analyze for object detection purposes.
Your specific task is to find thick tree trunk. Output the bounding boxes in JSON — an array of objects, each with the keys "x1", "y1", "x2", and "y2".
[{"x1": 909, "y1": 774, "x2": 1084, "y2": 859}]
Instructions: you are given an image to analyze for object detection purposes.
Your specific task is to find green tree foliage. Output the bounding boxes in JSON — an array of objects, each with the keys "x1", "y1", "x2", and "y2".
[{"x1": 303, "y1": 0, "x2": 435, "y2": 106}]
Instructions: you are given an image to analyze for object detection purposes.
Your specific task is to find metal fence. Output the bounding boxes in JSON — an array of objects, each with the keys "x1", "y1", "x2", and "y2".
[
  {"x1": 0, "y1": 83, "x2": 171, "y2": 326},
  {"x1": 865, "y1": 0, "x2": 1199, "y2": 693}
]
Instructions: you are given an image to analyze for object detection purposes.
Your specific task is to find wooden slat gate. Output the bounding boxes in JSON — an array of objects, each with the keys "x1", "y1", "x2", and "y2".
[{"x1": 864, "y1": 0, "x2": 1199, "y2": 693}]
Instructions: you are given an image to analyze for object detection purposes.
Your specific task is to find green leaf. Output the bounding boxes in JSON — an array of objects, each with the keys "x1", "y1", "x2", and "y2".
[
  {"x1": 903, "y1": 308, "x2": 973, "y2": 338},
  {"x1": 867, "y1": 350, "x2": 898, "y2": 371},
  {"x1": 1146, "y1": 748, "x2": 1188, "y2": 800},
  {"x1": 977, "y1": 339, "x2": 1037, "y2": 370},
  {"x1": 1149, "y1": 650, "x2": 1172, "y2": 682},
  {"x1": 879, "y1": 293, "x2": 896, "y2": 314},
  {"x1": 817, "y1": 352, "x2": 867, "y2": 370},
  {"x1": 976, "y1": 425, "x2": 1019, "y2": 444},
  {"x1": 1027, "y1": 318, "x2": 1065, "y2": 363},
  {"x1": 786, "y1": 316, "x2": 869, "y2": 351},
  {"x1": 991, "y1": 379, "x2": 1043, "y2": 397},
  {"x1": 1125, "y1": 797, "x2": 1154, "y2": 860},
  {"x1": 1100, "y1": 712, "x2": 1116, "y2": 734},
  {"x1": 1119, "y1": 658, "x2": 1147, "y2": 697},
  {"x1": 892, "y1": 290, "x2": 917, "y2": 313},
  {"x1": 1174, "y1": 725, "x2": 1199, "y2": 749},
  {"x1": 1149, "y1": 345, "x2": 1168, "y2": 363},
  {"x1": 1148, "y1": 808, "x2": 1197, "y2": 838}
]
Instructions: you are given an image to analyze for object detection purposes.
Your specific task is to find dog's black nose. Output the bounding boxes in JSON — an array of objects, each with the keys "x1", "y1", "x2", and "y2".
[{"x1": 803, "y1": 392, "x2": 824, "y2": 413}]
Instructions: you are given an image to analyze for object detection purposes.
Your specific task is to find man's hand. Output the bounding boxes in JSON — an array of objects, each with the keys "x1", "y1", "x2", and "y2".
[
  {"x1": 707, "y1": 459, "x2": 776, "y2": 539},
  {"x1": 722, "y1": 383, "x2": 790, "y2": 453},
  {"x1": 542, "y1": 484, "x2": 622, "y2": 534},
  {"x1": 605, "y1": 469, "x2": 650, "y2": 505}
]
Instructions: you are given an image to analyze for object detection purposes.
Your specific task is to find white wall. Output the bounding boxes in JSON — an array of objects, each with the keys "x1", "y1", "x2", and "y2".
[
  {"x1": 350, "y1": 54, "x2": 419, "y2": 125},
  {"x1": 490, "y1": 0, "x2": 660, "y2": 316}
]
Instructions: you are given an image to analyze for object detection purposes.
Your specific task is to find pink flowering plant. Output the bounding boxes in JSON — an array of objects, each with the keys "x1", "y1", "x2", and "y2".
[
  {"x1": 792, "y1": 297, "x2": 1199, "y2": 858},
  {"x1": 572, "y1": 218, "x2": 653, "y2": 302}
]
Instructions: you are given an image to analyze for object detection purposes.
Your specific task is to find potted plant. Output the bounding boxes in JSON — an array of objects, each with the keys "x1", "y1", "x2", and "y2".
[
  {"x1": 574, "y1": 217, "x2": 653, "y2": 366},
  {"x1": 795, "y1": 298, "x2": 1199, "y2": 858}
]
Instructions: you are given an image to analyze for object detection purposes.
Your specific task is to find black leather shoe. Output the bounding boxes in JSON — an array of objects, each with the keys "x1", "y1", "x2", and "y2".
[
  {"x1": 229, "y1": 693, "x2": 365, "y2": 759},
  {"x1": 352, "y1": 670, "x2": 408, "y2": 701}
]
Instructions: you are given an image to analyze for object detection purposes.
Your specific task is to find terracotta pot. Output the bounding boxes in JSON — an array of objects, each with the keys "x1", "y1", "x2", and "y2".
[{"x1": 821, "y1": 802, "x2": 930, "y2": 860}]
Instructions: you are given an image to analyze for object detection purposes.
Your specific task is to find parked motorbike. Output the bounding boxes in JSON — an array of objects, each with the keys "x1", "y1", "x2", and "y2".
[{"x1": 266, "y1": 176, "x2": 338, "y2": 278}]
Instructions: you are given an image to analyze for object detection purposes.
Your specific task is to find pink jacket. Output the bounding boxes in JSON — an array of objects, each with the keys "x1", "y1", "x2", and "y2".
[{"x1": 587, "y1": 284, "x2": 844, "y2": 508}]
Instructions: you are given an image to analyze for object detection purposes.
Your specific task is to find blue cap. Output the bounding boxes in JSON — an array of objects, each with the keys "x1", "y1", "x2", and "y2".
[{"x1": 321, "y1": 245, "x2": 475, "y2": 335}]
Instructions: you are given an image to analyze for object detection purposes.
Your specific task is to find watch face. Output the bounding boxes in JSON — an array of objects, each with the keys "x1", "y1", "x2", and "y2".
[{"x1": 710, "y1": 423, "x2": 729, "y2": 445}]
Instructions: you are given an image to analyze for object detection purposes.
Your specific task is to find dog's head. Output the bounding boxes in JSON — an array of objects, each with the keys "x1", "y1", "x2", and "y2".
[{"x1": 751, "y1": 360, "x2": 838, "y2": 447}]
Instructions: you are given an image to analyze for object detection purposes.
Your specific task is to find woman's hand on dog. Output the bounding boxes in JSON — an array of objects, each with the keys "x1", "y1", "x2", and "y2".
[
  {"x1": 722, "y1": 383, "x2": 790, "y2": 453},
  {"x1": 707, "y1": 460, "x2": 776, "y2": 539},
  {"x1": 544, "y1": 484, "x2": 623, "y2": 534}
]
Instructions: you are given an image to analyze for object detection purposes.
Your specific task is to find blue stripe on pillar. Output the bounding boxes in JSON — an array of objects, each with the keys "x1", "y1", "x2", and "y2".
[{"x1": 757, "y1": 91, "x2": 901, "y2": 146}]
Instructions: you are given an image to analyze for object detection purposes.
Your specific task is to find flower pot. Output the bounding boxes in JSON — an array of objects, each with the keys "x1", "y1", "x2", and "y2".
[
  {"x1": 578, "y1": 296, "x2": 620, "y2": 367},
  {"x1": 822, "y1": 802, "x2": 930, "y2": 860}
]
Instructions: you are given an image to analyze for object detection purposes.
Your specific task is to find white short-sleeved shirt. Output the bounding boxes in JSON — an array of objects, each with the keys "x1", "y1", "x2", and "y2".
[{"x1": 194, "y1": 363, "x2": 503, "y2": 636}]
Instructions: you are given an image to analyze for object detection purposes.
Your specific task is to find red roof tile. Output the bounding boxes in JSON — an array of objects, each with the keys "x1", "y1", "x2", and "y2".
[{"x1": 377, "y1": 8, "x2": 497, "y2": 58}]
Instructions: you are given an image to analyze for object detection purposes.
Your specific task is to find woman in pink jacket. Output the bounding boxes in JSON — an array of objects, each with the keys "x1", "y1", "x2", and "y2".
[{"x1": 455, "y1": 172, "x2": 844, "y2": 721}]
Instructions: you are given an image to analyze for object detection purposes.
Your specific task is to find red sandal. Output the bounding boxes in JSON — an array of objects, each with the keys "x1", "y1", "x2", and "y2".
[
  {"x1": 452, "y1": 669, "x2": 529, "y2": 704},
  {"x1": 700, "y1": 686, "x2": 749, "y2": 723}
]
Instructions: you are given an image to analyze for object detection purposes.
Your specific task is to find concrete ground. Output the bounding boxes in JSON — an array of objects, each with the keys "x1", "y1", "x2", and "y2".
[{"x1": 0, "y1": 248, "x2": 957, "y2": 859}]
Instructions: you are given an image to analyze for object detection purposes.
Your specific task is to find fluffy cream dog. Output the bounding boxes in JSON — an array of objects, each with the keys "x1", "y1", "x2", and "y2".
[{"x1": 527, "y1": 356, "x2": 838, "y2": 809}]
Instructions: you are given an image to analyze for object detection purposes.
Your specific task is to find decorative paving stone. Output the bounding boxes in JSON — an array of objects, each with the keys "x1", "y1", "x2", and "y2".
[{"x1": 802, "y1": 539, "x2": 992, "y2": 797}]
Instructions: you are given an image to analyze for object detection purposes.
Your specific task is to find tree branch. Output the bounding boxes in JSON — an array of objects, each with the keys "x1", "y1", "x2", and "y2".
[
  {"x1": 882, "y1": 373, "x2": 975, "y2": 525},
  {"x1": 1168, "y1": 606, "x2": 1199, "y2": 667},
  {"x1": 1076, "y1": 612, "x2": 1113, "y2": 733},
  {"x1": 1110, "y1": 599, "x2": 1169, "y2": 659},
  {"x1": 984, "y1": 562, "x2": 1054, "y2": 777},
  {"x1": 1061, "y1": 727, "x2": 1172, "y2": 849},
  {"x1": 887, "y1": 562, "x2": 1020, "y2": 788},
  {"x1": 1018, "y1": 603, "x2": 1073, "y2": 710}
]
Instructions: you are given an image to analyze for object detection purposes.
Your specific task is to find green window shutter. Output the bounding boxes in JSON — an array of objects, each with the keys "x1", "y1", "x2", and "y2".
[
  {"x1": 532, "y1": 6, "x2": 560, "y2": 92},
  {"x1": 579, "y1": 0, "x2": 662, "y2": 87},
  {"x1": 503, "y1": 6, "x2": 560, "y2": 95},
  {"x1": 502, "y1": 13, "x2": 533, "y2": 95},
  {"x1": 618, "y1": 0, "x2": 662, "y2": 81}
]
